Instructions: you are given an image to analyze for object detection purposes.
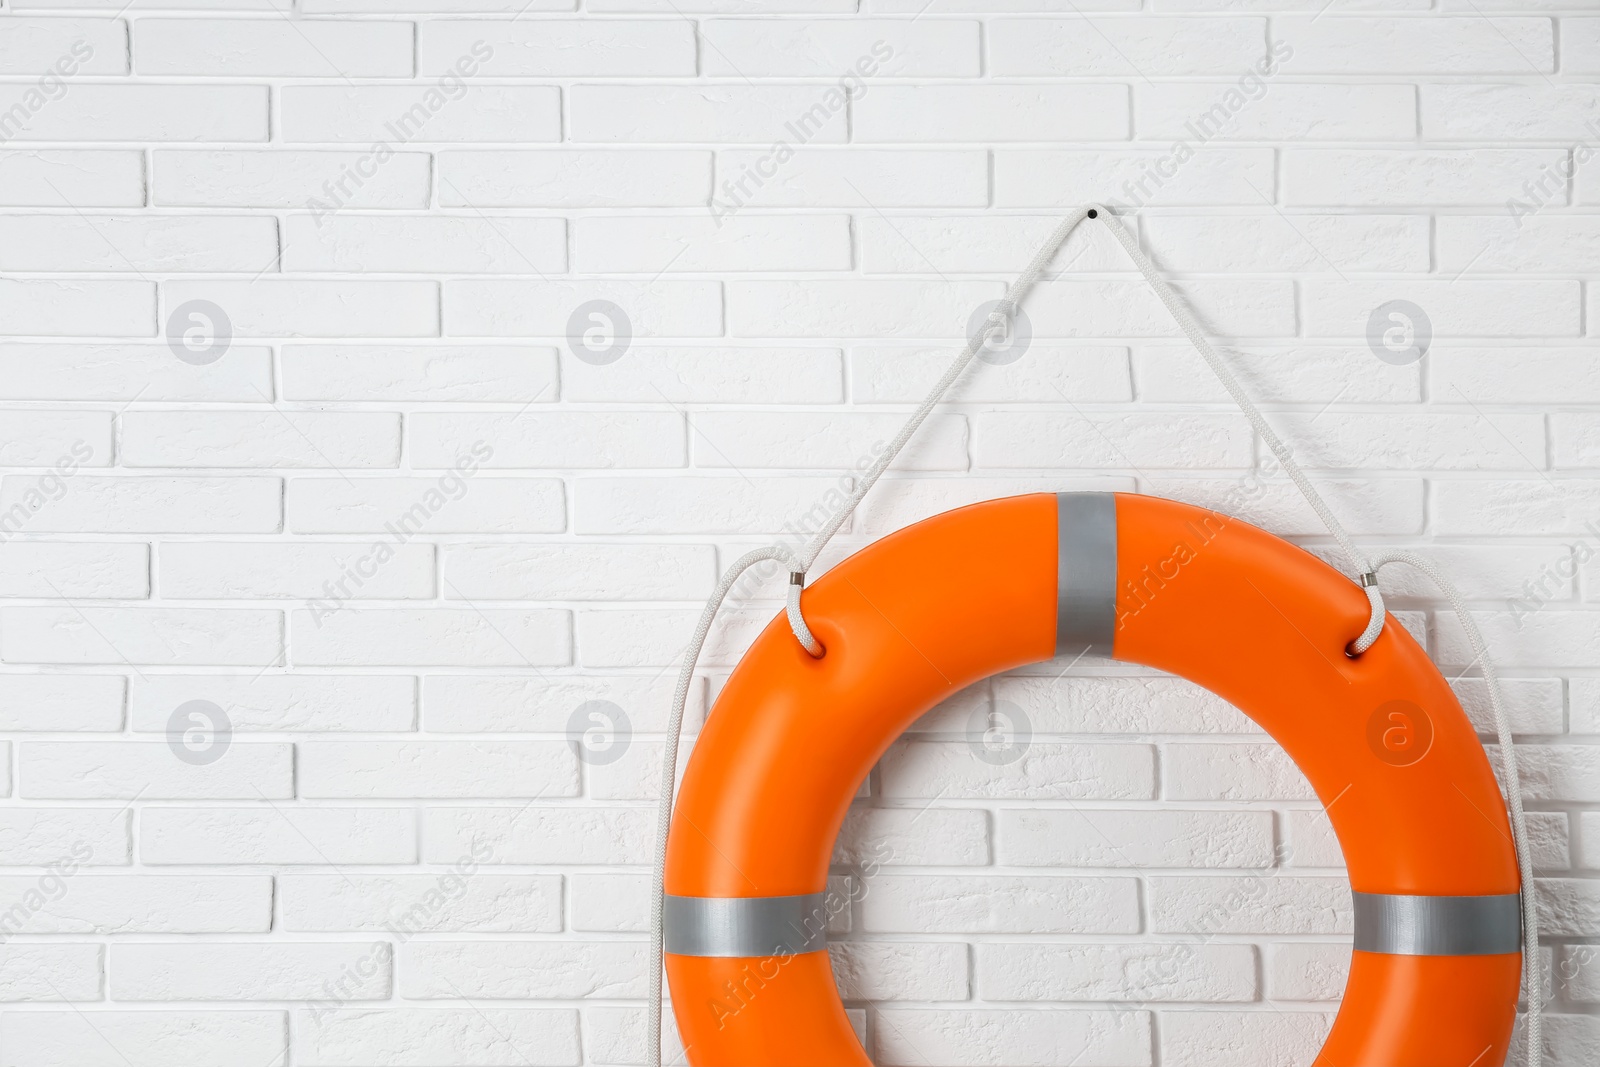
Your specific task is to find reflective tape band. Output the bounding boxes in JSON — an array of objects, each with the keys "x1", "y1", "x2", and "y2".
[
  {"x1": 663, "y1": 893, "x2": 829, "y2": 958},
  {"x1": 1056, "y1": 492, "x2": 1117, "y2": 657},
  {"x1": 1353, "y1": 892, "x2": 1522, "y2": 956}
]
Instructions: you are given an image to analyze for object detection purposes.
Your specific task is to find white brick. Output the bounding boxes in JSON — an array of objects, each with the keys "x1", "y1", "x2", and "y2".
[
  {"x1": 977, "y1": 411, "x2": 1252, "y2": 469},
  {"x1": 423, "y1": 806, "x2": 652, "y2": 865},
  {"x1": 0, "y1": 807, "x2": 129, "y2": 864},
  {"x1": 1454, "y1": 677, "x2": 1564, "y2": 736},
  {"x1": 874, "y1": 1008, "x2": 1150, "y2": 1066},
  {"x1": 999, "y1": 149, "x2": 1274, "y2": 207},
  {"x1": 0, "y1": 944, "x2": 101, "y2": 1001},
  {"x1": 576, "y1": 474, "x2": 842, "y2": 534},
  {"x1": 21, "y1": 741, "x2": 291, "y2": 799},
  {"x1": 1568, "y1": 678, "x2": 1600, "y2": 734},
  {"x1": 0, "y1": 18, "x2": 126, "y2": 74},
  {"x1": 707, "y1": 20, "x2": 976, "y2": 78},
  {"x1": 0, "y1": 343, "x2": 273, "y2": 401},
  {"x1": 0, "y1": 475, "x2": 281, "y2": 533},
  {"x1": 1581, "y1": 812, "x2": 1599, "y2": 869},
  {"x1": 1150, "y1": 876, "x2": 1350, "y2": 934},
  {"x1": 423, "y1": 673, "x2": 703, "y2": 733},
  {"x1": 1137, "y1": 345, "x2": 1417, "y2": 403},
  {"x1": 854, "y1": 475, "x2": 1133, "y2": 538},
  {"x1": 444, "y1": 543, "x2": 714, "y2": 601},
  {"x1": 0, "y1": 150, "x2": 143, "y2": 207},
  {"x1": 1432, "y1": 478, "x2": 1600, "y2": 536},
  {"x1": 855, "y1": 345, "x2": 1132, "y2": 404},
  {"x1": 835, "y1": 806, "x2": 987, "y2": 866},
  {"x1": 162, "y1": 280, "x2": 438, "y2": 338},
  {"x1": 113, "y1": 942, "x2": 391, "y2": 1000},
  {"x1": 123, "y1": 411, "x2": 401, "y2": 468},
  {"x1": 439, "y1": 150, "x2": 709, "y2": 207},
  {"x1": 880, "y1": 739, "x2": 1154, "y2": 799},
  {"x1": 1276, "y1": 411, "x2": 1545, "y2": 471},
  {"x1": 692, "y1": 411, "x2": 966, "y2": 470},
  {"x1": 1285, "y1": 149, "x2": 1567, "y2": 206},
  {"x1": 1026, "y1": 278, "x2": 1294, "y2": 337},
  {"x1": 0, "y1": 875, "x2": 270, "y2": 933},
  {"x1": 574, "y1": 606, "x2": 767, "y2": 668},
  {"x1": 1439, "y1": 215, "x2": 1600, "y2": 274},
  {"x1": 1440, "y1": 612, "x2": 1600, "y2": 671},
  {"x1": 971, "y1": 675, "x2": 1252, "y2": 734},
  {"x1": 295, "y1": 1008, "x2": 578, "y2": 1067},
  {"x1": 410, "y1": 412, "x2": 686, "y2": 469},
  {"x1": 0, "y1": 675, "x2": 123, "y2": 731},
  {"x1": 1495, "y1": 744, "x2": 1600, "y2": 802},
  {"x1": 1165, "y1": 743, "x2": 1316, "y2": 800},
  {"x1": 562, "y1": 346, "x2": 841, "y2": 404},
  {"x1": 1432, "y1": 347, "x2": 1600, "y2": 404},
  {"x1": 0, "y1": 410, "x2": 110, "y2": 467},
  {"x1": 1564, "y1": 18, "x2": 1600, "y2": 73},
  {"x1": 282, "y1": 873, "x2": 561, "y2": 933},
  {"x1": 572, "y1": 84, "x2": 847, "y2": 144},
  {"x1": 156, "y1": 150, "x2": 431, "y2": 208},
  {"x1": 2, "y1": 1011, "x2": 286, "y2": 1067},
  {"x1": 142, "y1": 807, "x2": 417, "y2": 865},
  {"x1": 0, "y1": 541, "x2": 146, "y2": 598},
  {"x1": 400, "y1": 941, "x2": 643, "y2": 998},
  {"x1": 993, "y1": 17, "x2": 1262, "y2": 74},
  {"x1": 1266, "y1": 942, "x2": 1349, "y2": 1001},
  {"x1": 855, "y1": 85, "x2": 1127, "y2": 141},
  {"x1": 573, "y1": 214, "x2": 850, "y2": 273},
  {"x1": 1161, "y1": 1011, "x2": 1332, "y2": 1067},
  {"x1": 860, "y1": 214, "x2": 1136, "y2": 274},
  {"x1": 2, "y1": 607, "x2": 280, "y2": 666},
  {"x1": 831, "y1": 941, "x2": 968, "y2": 1001},
  {"x1": 136, "y1": 18, "x2": 412, "y2": 76},
  {"x1": 288, "y1": 476, "x2": 562, "y2": 535},
  {"x1": 730, "y1": 279, "x2": 1001, "y2": 338},
  {"x1": 862, "y1": 874, "x2": 1138, "y2": 933},
  {"x1": 1304, "y1": 280, "x2": 1580, "y2": 338},
  {"x1": 1139, "y1": 83, "x2": 1415, "y2": 140},
  {"x1": 716, "y1": 148, "x2": 987, "y2": 207},
  {"x1": 1282, "y1": 16, "x2": 1551, "y2": 73},
  {"x1": 160, "y1": 541, "x2": 432, "y2": 599},
  {"x1": 1553, "y1": 413, "x2": 1600, "y2": 467},
  {"x1": 0, "y1": 84, "x2": 266, "y2": 140},
  {"x1": 979, "y1": 942, "x2": 1256, "y2": 1001},
  {"x1": 283, "y1": 345, "x2": 556, "y2": 403},
  {"x1": 1000, "y1": 808, "x2": 1273, "y2": 868},
  {"x1": 569, "y1": 873, "x2": 648, "y2": 932},
  {"x1": 0, "y1": 279, "x2": 154, "y2": 336},
  {"x1": 301, "y1": 741, "x2": 578, "y2": 798},
  {"x1": 283, "y1": 86, "x2": 560, "y2": 143},
  {"x1": 284, "y1": 215, "x2": 565, "y2": 274},
  {"x1": 0, "y1": 214, "x2": 275, "y2": 272},
  {"x1": 446, "y1": 279, "x2": 719, "y2": 338},
  {"x1": 422, "y1": 20, "x2": 694, "y2": 76},
  {"x1": 1143, "y1": 214, "x2": 1429, "y2": 273},
  {"x1": 1134, "y1": 475, "x2": 1424, "y2": 537},
  {"x1": 292, "y1": 608, "x2": 570, "y2": 667}
]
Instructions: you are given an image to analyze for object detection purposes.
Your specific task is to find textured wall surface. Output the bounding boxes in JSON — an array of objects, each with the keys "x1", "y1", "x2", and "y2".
[{"x1": 0, "y1": 2, "x2": 1595, "y2": 1065}]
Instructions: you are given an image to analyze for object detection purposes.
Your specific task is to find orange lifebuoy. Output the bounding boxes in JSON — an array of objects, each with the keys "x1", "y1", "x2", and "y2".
[{"x1": 664, "y1": 493, "x2": 1521, "y2": 1066}]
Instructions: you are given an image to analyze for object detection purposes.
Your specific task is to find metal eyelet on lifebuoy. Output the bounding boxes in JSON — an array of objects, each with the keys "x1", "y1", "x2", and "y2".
[{"x1": 663, "y1": 492, "x2": 1521, "y2": 1067}]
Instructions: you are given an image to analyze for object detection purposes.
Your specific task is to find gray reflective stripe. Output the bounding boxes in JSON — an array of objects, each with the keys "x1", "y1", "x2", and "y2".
[
  {"x1": 1056, "y1": 492, "x2": 1117, "y2": 657},
  {"x1": 663, "y1": 893, "x2": 829, "y2": 958},
  {"x1": 1353, "y1": 892, "x2": 1522, "y2": 956}
]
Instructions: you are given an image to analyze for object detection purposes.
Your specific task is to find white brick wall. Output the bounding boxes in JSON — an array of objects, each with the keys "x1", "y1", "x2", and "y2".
[{"x1": 0, "y1": 4, "x2": 1593, "y2": 1066}]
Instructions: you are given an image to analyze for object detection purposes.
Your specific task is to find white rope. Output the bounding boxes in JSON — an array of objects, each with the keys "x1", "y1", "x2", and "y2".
[
  {"x1": 1367, "y1": 551, "x2": 1541, "y2": 1067},
  {"x1": 646, "y1": 205, "x2": 1537, "y2": 1067}
]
